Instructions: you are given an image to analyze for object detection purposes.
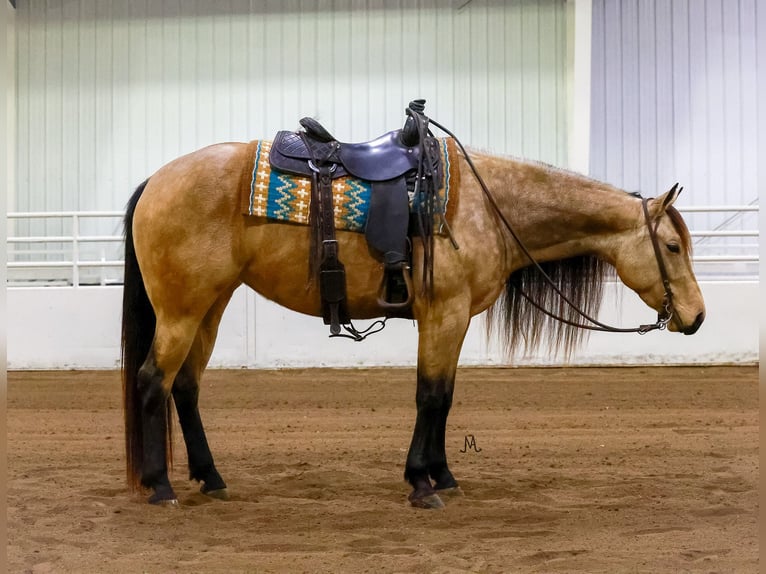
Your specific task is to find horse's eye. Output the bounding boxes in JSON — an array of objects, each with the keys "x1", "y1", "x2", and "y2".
[{"x1": 667, "y1": 243, "x2": 680, "y2": 254}]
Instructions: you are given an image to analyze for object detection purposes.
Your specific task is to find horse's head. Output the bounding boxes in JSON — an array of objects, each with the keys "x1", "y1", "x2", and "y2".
[{"x1": 612, "y1": 185, "x2": 705, "y2": 335}]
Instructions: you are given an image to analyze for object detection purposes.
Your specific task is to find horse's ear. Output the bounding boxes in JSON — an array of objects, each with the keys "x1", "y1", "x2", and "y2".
[{"x1": 648, "y1": 183, "x2": 682, "y2": 219}]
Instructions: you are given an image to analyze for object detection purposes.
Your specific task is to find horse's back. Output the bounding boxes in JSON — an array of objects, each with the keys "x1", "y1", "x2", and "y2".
[{"x1": 146, "y1": 141, "x2": 255, "y2": 204}]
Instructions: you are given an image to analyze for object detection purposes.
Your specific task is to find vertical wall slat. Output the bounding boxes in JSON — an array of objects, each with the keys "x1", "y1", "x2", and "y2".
[
  {"x1": 758, "y1": 0, "x2": 766, "y2": 197},
  {"x1": 61, "y1": 0, "x2": 79, "y2": 216},
  {"x1": 15, "y1": 0, "x2": 28, "y2": 218},
  {"x1": 538, "y1": 1, "x2": 558, "y2": 164},
  {"x1": 178, "y1": 0, "x2": 197, "y2": 153},
  {"x1": 161, "y1": 0, "x2": 180, "y2": 161},
  {"x1": 44, "y1": 0, "x2": 62, "y2": 220},
  {"x1": 520, "y1": 2, "x2": 541, "y2": 160},
  {"x1": 654, "y1": 0, "x2": 674, "y2": 193},
  {"x1": 452, "y1": 4, "x2": 470, "y2": 143},
  {"x1": 602, "y1": 0, "x2": 623, "y2": 185},
  {"x1": 671, "y1": 0, "x2": 691, "y2": 204},
  {"x1": 94, "y1": 0, "x2": 114, "y2": 211},
  {"x1": 211, "y1": 4, "x2": 231, "y2": 143},
  {"x1": 637, "y1": 0, "x2": 656, "y2": 194},
  {"x1": 127, "y1": 0, "x2": 146, "y2": 180},
  {"x1": 433, "y1": 2, "x2": 454, "y2": 132},
  {"x1": 382, "y1": 1, "x2": 403, "y2": 131},
  {"x1": 589, "y1": 0, "x2": 605, "y2": 179},
  {"x1": 110, "y1": 0, "x2": 130, "y2": 200},
  {"x1": 620, "y1": 0, "x2": 639, "y2": 190},
  {"x1": 739, "y1": 0, "x2": 758, "y2": 213},
  {"x1": 348, "y1": 0, "x2": 369, "y2": 141},
  {"x1": 195, "y1": 0, "x2": 214, "y2": 147},
  {"x1": 332, "y1": 0, "x2": 352, "y2": 139},
  {"x1": 486, "y1": 0, "x2": 504, "y2": 152},
  {"x1": 468, "y1": 1, "x2": 488, "y2": 149}
]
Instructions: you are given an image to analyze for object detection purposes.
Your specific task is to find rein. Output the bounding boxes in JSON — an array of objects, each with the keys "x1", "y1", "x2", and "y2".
[{"x1": 428, "y1": 118, "x2": 675, "y2": 335}]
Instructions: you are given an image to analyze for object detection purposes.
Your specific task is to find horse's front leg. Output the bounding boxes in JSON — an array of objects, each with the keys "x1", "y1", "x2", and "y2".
[{"x1": 405, "y1": 306, "x2": 470, "y2": 509}]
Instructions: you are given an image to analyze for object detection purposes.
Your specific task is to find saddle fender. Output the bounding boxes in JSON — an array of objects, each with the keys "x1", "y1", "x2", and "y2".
[{"x1": 365, "y1": 177, "x2": 410, "y2": 267}]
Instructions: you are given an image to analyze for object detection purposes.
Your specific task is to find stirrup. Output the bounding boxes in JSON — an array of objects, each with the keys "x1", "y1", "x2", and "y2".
[{"x1": 377, "y1": 264, "x2": 414, "y2": 310}]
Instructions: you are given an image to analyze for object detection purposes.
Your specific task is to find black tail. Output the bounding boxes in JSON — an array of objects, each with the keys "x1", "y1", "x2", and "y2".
[{"x1": 121, "y1": 179, "x2": 172, "y2": 491}]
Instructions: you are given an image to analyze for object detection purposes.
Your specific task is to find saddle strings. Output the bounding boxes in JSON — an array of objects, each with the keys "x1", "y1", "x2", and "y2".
[
  {"x1": 427, "y1": 117, "x2": 673, "y2": 335},
  {"x1": 329, "y1": 318, "x2": 388, "y2": 342},
  {"x1": 408, "y1": 108, "x2": 439, "y2": 300}
]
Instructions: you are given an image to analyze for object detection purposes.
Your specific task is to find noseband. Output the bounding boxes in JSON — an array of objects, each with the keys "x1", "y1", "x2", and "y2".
[{"x1": 428, "y1": 117, "x2": 674, "y2": 335}]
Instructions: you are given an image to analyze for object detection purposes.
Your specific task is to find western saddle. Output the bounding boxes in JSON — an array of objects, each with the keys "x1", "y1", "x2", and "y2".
[{"x1": 269, "y1": 99, "x2": 444, "y2": 337}]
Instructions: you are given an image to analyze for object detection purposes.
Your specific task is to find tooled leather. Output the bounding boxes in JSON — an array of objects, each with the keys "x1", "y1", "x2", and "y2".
[
  {"x1": 274, "y1": 131, "x2": 338, "y2": 163},
  {"x1": 275, "y1": 131, "x2": 310, "y2": 158}
]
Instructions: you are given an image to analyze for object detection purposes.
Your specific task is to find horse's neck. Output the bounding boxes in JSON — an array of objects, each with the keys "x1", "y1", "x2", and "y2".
[{"x1": 491, "y1": 157, "x2": 639, "y2": 264}]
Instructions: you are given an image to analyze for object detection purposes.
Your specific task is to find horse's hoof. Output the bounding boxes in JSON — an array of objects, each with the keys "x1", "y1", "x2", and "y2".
[
  {"x1": 436, "y1": 485, "x2": 464, "y2": 498},
  {"x1": 203, "y1": 487, "x2": 229, "y2": 501},
  {"x1": 409, "y1": 493, "x2": 445, "y2": 510},
  {"x1": 150, "y1": 497, "x2": 179, "y2": 508}
]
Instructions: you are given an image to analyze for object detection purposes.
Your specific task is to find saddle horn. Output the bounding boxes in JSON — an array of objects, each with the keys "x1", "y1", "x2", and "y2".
[{"x1": 400, "y1": 99, "x2": 427, "y2": 147}]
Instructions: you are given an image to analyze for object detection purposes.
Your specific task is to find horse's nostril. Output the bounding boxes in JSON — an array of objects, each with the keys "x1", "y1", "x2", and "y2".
[{"x1": 683, "y1": 312, "x2": 705, "y2": 335}]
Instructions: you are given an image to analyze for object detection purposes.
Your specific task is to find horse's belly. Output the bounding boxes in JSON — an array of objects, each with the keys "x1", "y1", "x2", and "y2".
[{"x1": 240, "y1": 222, "x2": 387, "y2": 319}]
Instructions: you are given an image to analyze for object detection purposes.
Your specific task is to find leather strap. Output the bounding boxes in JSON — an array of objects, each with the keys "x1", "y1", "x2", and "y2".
[
  {"x1": 302, "y1": 132, "x2": 349, "y2": 335},
  {"x1": 641, "y1": 197, "x2": 674, "y2": 322}
]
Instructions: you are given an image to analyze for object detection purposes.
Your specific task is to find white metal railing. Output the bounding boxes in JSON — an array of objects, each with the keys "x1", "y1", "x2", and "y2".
[
  {"x1": 678, "y1": 204, "x2": 759, "y2": 265},
  {"x1": 6, "y1": 205, "x2": 759, "y2": 286},
  {"x1": 8, "y1": 211, "x2": 124, "y2": 286},
  {"x1": 679, "y1": 206, "x2": 759, "y2": 212}
]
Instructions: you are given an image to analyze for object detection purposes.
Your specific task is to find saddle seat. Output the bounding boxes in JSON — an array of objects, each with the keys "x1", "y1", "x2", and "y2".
[
  {"x1": 338, "y1": 131, "x2": 421, "y2": 181},
  {"x1": 269, "y1": 118, "x2": 425, "y2": 182}
]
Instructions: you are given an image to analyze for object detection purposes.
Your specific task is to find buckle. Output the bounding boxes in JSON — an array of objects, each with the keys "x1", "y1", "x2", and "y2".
[{"x1": 308, "y1": 160, "x2": 337, "y2": 174}]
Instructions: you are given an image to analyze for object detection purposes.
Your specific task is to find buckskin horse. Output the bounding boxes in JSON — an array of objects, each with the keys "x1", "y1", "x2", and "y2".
[{"x1": 121, "y1": 104, "x2": 705, "y2": 509}]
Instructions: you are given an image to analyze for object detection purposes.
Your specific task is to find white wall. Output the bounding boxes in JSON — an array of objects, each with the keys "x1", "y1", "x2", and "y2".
[{"x1": 7, "y1": 281, "x2": 757, "y2": 369}]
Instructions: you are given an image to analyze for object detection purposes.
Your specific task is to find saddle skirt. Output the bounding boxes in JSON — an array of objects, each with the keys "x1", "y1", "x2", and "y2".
[{"x1": 241, "y1": 137, "x2": 459, "y2": 234}]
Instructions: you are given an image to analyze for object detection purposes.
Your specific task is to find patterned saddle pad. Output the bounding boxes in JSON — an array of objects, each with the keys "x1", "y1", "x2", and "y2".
[{"x1": 242, "y1": 137, "x2": 458, "y2": 233}]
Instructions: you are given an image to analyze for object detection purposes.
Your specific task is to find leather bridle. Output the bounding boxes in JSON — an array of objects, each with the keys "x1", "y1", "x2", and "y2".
[
  {"x1": 640, "y1": 196, "x2": 675, "y2": 330},
  {"x1": 429, "y1": 117, "x2": 675, "y2": 335}
]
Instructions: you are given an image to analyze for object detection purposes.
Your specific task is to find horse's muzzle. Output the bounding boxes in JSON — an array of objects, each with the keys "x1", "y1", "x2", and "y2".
[{"x1": 681, "y1": 311, "x2": 705, "y2": 335}]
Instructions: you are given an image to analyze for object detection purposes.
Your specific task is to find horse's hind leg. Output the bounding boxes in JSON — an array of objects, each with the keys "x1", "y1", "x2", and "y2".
[
  {"x1": 172, "y1": 364, "x2": 227, "y2": 498},
  {"x1": 171, "y1": 287, "x2": 238, "y2": 499},
  {"x1": 137, "y1": 317, "x2": 200, "y2": 504}
]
